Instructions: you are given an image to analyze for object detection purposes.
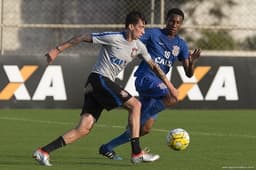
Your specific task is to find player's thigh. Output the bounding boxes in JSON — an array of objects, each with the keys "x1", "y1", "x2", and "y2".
[{"x1": 81, "y1": 91, "x2": 104, "y2": 121}]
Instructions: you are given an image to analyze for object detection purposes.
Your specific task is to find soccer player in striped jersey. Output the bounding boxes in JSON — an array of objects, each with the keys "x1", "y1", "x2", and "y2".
[
  {"x1": 33, "y1": 11, "x2": 177, "y2": 166},
  {"x1": 99, "y1": 8, "x2": 201, "y2": 161}
]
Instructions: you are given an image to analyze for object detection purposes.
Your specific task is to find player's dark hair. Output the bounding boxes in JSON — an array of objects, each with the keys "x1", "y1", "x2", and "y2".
[
  {"x1": 166, "y1": 8, "x2": 185, "y2": 20},
  {"x1": 125, "y1": 11, "x2": 146, "y2": 28}
]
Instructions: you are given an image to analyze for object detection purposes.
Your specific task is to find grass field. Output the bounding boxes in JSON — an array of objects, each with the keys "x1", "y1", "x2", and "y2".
[{"x1": 0, "y1": 109, "x2": 255, "y2": 170}]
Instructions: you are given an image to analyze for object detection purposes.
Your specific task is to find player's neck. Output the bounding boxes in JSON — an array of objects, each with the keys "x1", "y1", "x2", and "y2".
[
  {"x1": 163, "y1": 28, "x2": 176, "y2": 39},
  {"x1": 124, "y1": 30, "x2": 133, "y2": 42},
  {"x1": 168, "y1": 35, "x2": 176, "y2": 39}
]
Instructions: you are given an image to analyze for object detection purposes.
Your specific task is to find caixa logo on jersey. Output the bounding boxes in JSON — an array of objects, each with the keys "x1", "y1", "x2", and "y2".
[
  {"x1": 120, "y1": 66, "x2": 239, "y2": 101},
  {"x1": 0, "y1": 65, "x2": 67, "y2": 101}
]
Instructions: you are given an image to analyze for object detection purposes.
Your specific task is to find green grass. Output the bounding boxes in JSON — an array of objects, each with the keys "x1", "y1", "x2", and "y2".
[{"x1": 0, "y1": 109, "x2": 256, "y2": 170}]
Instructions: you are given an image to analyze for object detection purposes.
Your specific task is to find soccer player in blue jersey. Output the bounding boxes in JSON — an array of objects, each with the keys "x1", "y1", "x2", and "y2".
[{"x1": 99, "y1": 8, "x2": 201, "y2": 160}]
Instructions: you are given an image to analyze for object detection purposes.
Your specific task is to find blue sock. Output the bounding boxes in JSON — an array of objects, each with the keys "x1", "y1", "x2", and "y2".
[{"x1": 104, "y1": 130, "x2": 130, "y2": 151}]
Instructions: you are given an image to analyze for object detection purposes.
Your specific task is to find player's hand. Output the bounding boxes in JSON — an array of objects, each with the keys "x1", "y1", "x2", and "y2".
[
  {"x1": 45, "y1": 48, "x2": 60, "y2": 64},
  {"x1": 189, "y1": 48, "x2": 201, "y2": 64},
  {"x1": 167, "y1": 84, "x2": 179, "y2": 101},
  {"x1": 170, "y1": 87, "x2": 179, "y2": 100},
  {"x1": 166, "y1": 87, "x2": 179, "y2": 105}
]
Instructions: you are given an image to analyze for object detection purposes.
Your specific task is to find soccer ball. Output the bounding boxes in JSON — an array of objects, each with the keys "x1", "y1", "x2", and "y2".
[{"x1": 166, "y1": 128, "x2": 190, "y2": 151}]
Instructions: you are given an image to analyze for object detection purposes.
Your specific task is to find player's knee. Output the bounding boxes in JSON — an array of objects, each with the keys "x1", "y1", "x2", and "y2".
[
  {"x1": 141, "y1": 123, "x2": 152, "y2": 136},
  {"x1": 130, "y1": 97, "x2": 142, "y2": 113},
  {"x1": 75, "y1": 115, "x2": 95, "y2": 136},
  {"x1": 76, "y1": 126, "x2": 91, "y2": 136},
  {"x1": 135, "y1": 98, "x2": 142, "y2": 110},
  {"x1": 140, "y1": 126, "x2": 151, "y2": 136}
]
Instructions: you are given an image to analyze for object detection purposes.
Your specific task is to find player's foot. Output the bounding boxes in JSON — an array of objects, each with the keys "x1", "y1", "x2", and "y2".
[
  {"x1": 131, "y1": 152, "x2": 144, "y2": 163},
  {"x1": 99, "y1": 144, "x2": 123, "y2": 160},
  {"x1": 32, "y1": 148, "x2": 52, "y2": 166},
  {"x1": 142, "y1": 148, "x2": 160, "y2": 162},
  {"x1": 131, "y1": 148, "x2": 160, "y2": 164}
]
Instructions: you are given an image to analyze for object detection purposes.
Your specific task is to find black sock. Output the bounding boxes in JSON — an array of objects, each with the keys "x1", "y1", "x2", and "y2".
[
  {"x1": 41, "y1": 136, "x2": 66, "y2": 153},
  {"x1": 130, "y1": 137, "x2": 141, "y2": 155}
]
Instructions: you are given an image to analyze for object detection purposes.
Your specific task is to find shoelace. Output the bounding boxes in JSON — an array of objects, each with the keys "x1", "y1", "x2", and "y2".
[{"x1": 142, "y1": 147, "x2": 151, "y2": 154}]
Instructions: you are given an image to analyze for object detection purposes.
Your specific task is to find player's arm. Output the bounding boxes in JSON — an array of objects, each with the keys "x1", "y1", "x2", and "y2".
[
  {"x1": 146, "y1": 59, "x2": 178, "y2": 102},
  {"x1": 45, "y1": 33, "x2": 92, "y2": 64},
  {"x1": 182, "y1": 48, "x2": 201, "y2": 77}
]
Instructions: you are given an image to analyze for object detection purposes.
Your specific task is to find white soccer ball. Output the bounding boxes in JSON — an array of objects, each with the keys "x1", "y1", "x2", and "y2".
[{"x1": 166, "y1": 128, "x2": 190, "y2": 151}]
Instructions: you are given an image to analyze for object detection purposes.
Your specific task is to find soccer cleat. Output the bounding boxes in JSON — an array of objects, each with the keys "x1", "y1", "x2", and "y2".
[
  {"x1": 141, "y1": 148, "x2": 160, "y2": 162},
  {"x1": 32, "y1": 148, "x2": 52, "y2": 166},
  {"x1": 99, "y1": 144, "x2": 123, "y2": 160},
  {"x1": 131, "y1": 152, "x2": 144, "y2": 164},
  {"x1": 131, "y1": 148, "x2": 160, "y2": 164}
]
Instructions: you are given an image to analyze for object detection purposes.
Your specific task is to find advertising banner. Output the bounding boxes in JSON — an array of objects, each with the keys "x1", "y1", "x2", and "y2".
[{"x1": 0, "y1": 54, "x2": 255, "y2": 109}]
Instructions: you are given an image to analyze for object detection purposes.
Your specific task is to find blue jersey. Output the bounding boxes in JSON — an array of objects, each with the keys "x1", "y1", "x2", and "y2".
[{"x1": 134, "y1": 28, "x2": 189, "y2": 77}]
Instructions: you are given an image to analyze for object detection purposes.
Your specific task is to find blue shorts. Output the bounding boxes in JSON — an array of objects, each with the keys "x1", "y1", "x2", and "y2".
[
  {"x1": 135, "y1": 75, "x2": 169, "y2": 125},
  {"x1": 135, "y1": 75, "x2": 169, "y2": 98}
]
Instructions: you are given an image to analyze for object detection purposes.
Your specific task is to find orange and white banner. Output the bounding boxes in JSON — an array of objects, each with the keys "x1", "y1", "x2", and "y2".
[{"x1": 0, "y1": 55, "x2": 255, "y2": 108}]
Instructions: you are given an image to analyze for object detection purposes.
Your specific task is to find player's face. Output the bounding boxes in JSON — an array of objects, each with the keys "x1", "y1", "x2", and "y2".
[
  {"x1": 130, "y1": 19, "x2": 145, "y2": 40},
  {"x1": 165, "y1": 14, "x2": 183, "y2": 36}
]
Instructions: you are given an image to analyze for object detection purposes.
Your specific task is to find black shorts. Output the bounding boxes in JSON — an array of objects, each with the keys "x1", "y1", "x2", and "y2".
[{"x1": 81, "y1": 73, "x2": 132, "y2": 121}]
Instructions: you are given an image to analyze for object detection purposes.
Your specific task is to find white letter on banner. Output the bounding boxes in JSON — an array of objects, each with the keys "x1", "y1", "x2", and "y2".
[
  {"x1": 3, "y1": 65, "x2": 31, "y2": 100},
  {"x1": 33, "y1": 66, "x2": 67, "y2": 100},
  {"x1": 205, "y1": 66, "x2": 238, "y2": 101},
  {"x1": 176, "y1": 66, "x2": 204, "y2": 100}
]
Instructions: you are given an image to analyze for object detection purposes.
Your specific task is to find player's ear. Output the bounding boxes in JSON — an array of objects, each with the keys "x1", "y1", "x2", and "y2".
[{"x1": 128, "y1": 24, "x2": 134, "y2": 30}]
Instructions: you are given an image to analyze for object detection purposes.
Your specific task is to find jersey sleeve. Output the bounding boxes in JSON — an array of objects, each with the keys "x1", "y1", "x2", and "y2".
[
  {"x1": 178, "y1": 39, "x2": 189, "y2": 61},
  {"x1": 137, "y1": 40, "x2": 151, "y2": 62},
  {"x1": 91, "y1": 32, "x2": 117, "y2": 45}
]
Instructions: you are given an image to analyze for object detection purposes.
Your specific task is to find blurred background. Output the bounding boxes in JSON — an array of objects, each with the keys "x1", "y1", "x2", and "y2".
[{"x1": 1, "y1": 0, "x2": 256, "y2": 55}]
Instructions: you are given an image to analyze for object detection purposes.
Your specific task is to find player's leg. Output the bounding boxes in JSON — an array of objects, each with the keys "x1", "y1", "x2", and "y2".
[
  {"x1": 33, "y1": 73, "x2": 103, "y2": 166},
  {"x1": 62, "y1": 113, "x2": 96, "y2": 144},
  {"x1": 122, "y1": 96, "x2": 146, "y2": 162},
  {"x1": 99, "y1": 112, "x2": 158, "y2": 160},
  {"x1": 99, "y1": 79, "x2": 143, "y2": 157},
  {"x1": 135, "y1": 75, "x2": 168, "y2": 115},
  {"x1": 117, "y1": 93, "x2": 158, "y2": 163},
  {"x1": 100, "y1": 76, "x2": 164, "y2": 157},
  {"x1": 140, "y1": 117, "x2": 155, "y2": 136},
  {"x1": 99, "y1": 118, "x2": 155, "y2": 154},
  {"x1": 99, "y1": 116, "x2": 159, "y2": 160},
  {"x1": 99, "y1": 130, "x2": 130, "y2": 160},
  {"x1": 98, "y1": 98, "x2": 152, "y2": 154},
  {"x1": 43, "y1": 113, "x2": 96, "y2": 150},
  {"x1": 33, "y1": 113, "x2": 97, "y2": 166},
  {"x1": 90, "y1": 73, "x2": 156, "y2": 163}
]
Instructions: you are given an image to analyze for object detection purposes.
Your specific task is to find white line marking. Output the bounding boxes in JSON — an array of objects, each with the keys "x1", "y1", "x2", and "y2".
[{"x1": 1, "y1": 116, "x2": 256, "y2": 139}]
